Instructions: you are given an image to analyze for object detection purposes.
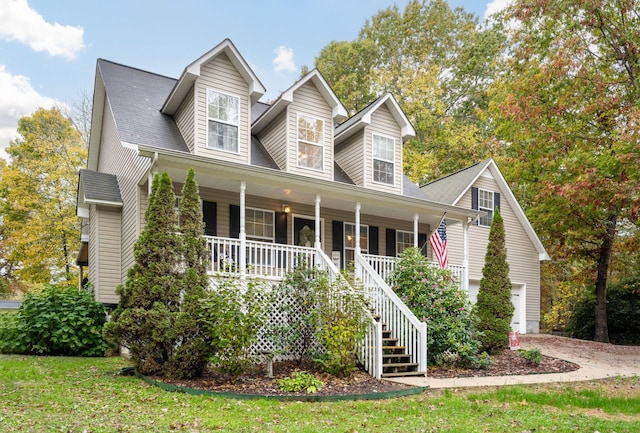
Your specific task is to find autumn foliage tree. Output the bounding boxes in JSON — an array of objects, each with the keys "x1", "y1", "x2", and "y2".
[
  {"x1": 309, "y1": 0, "x2": 506, "y2": 183},
  {"x1": 0, "y1": 107, "x2": 86, "y2": 285},
  {"x1": 490, "y1": 0, "x2": 640, "y2": 342}
]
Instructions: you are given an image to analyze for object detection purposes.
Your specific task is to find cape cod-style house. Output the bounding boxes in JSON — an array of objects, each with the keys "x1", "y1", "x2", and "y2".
[{"x1": 76, "y1": 39, "x2": 548, "y2": 378}]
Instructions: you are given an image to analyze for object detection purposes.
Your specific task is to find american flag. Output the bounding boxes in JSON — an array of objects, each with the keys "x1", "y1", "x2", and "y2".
[{"x1": 430, "y1": 216, "x2": 448, "y2": 269}]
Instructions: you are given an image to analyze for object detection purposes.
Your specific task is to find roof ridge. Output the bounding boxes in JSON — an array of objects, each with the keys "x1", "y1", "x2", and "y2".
[{"x1": 420, "y1": 158, "x2": 491, "y2": 187}]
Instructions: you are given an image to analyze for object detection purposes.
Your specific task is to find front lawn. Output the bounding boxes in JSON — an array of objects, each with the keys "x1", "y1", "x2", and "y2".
[{"x1": 0, "y1": 355, "x2": 639, "y2": 432}]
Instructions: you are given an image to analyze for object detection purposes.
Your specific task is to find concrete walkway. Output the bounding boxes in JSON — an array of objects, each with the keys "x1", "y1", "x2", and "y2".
[{"x1": 388, "y1": 334, "x2": 640, "y2": 389}]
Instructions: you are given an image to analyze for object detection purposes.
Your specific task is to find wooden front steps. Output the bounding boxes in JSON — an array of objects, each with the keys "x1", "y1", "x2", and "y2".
[{"x1": 381, "y1": 327, "x2": 426, "y2": 378}]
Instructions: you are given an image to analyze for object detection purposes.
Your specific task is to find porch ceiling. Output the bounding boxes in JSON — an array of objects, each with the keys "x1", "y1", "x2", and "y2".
[{"x1": 138, "y1": 148, "x2": 480, "y2": 227}]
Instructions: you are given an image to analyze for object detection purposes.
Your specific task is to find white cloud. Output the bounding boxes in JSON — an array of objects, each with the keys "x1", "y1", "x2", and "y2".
[
  {"x1": 273, "y1": 46, "x2": 297, "y2": 73},
  {"x1": 0, "y1": 0, "x2": 85, "y2": 59},
  {"x1": 0, "y1": 65, "x2": 59, "y2": 159},
  {"x1": 485, "y1": 0, "x2": 512, "y2": 20}
]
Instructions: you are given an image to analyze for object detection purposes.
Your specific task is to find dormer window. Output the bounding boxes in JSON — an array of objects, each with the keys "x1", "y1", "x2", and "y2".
[
  {"x1": 297, "y1": 114, "x2": 324, "y2": 170},
  {"x1": 207, "y1": 89, "x2": 239, "y2": 152},
  {"x1": 373, "y1": 134, "x2": 395, "y2": 185}
]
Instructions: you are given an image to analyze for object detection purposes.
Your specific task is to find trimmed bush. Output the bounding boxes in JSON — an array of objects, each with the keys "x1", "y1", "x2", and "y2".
[
  {"x1": 475, "y1": 208, "x2": 514, "y2": 354},
  {"x1": 0, "y1": 284, "x2": 107, "y2": 356}
]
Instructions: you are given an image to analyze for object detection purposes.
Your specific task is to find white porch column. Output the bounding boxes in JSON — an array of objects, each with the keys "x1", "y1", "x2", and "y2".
[
  {"x1": 413, "y1": 213, "x2": 419, "y2": 248},
  {"x1": 463, "y1": 218, "x2": 470, "y2": 293},
  {"x1": 239, "y1": 181, "x2": 246, "y2": 280},
  {"x1": 314, "y1": 195, "x2": 321, "y2": 249},
  {"x1": 355, "y1": 202, "x2": 361, "y2": 254}
]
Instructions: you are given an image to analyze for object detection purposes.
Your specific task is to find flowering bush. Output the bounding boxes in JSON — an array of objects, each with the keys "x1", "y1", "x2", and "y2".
[{"x1": 391, "y1": 247, "x2": 481, "y2": 366}]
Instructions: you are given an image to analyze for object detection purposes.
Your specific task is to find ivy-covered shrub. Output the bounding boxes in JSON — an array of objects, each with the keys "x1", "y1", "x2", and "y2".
[
  {"x1": 568, "y1": 277, "x2": 640, "y2": 344},
  {"x1": 391, "y1": 247, "x2": 481, "y2": 366},
  {"x1": 0, "y1": 285, "x2": 107, "y2": 356},
  {"x1": 198, "y1": 278, "x2": 271, "y2": 376}
]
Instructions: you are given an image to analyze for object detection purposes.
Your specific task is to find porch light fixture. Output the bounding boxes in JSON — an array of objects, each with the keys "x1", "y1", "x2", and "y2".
[{"x1": 282, "y1": 204, "x2": 291, "y2": 213}]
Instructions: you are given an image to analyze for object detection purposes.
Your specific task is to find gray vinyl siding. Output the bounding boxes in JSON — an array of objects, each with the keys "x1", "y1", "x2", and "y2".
[
  {"x1": 365, "y1": 106, "x2": 402, "y2": 195},
  {"x1": 90, "y1": 205, "x2": 122, "y2": 304},
  {"x1": 257, "y1": 110, "x2": 287, "y2": 169},
  {"x1": 97, "y1": 101, "x2": 150, "y2": 283},
  {"x1": 287, "y1": 81, "x2": 333, "y2": 180},
  {"x1": 175, "y1": 85, "x2": 195, "y2": 152},
  {"x1": 448, "y1": 172, "x2": 541, "y2": 324},
  {"x1": 335, "y1": 133, "x2": 365, "y2": 186},
  {"x1": 195, "y1": 53, "x2": 250, "y2": 164}
]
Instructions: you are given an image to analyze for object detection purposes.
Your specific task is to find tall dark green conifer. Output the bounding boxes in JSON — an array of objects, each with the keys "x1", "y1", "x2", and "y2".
[
  {"x1": 105, "y1": 172, "x2": 182, "y2": 375},
  {"x1": 475, "y1": 208, "x2": 514, "y2": 354},
  {"x1": 166, "y1": 168, "x2": 212, "y2": 378}
]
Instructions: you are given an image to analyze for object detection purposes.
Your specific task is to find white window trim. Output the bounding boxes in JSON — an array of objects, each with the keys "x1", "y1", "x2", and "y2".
[
  {"x1": 297, "y1": 113, "x2": 325, "y2": 172},
  {"x1": 371, "y1": 133, "x2": 395, "y2": 186},
  {"x1": 206, "y1": 88, "x2": 240, "y2": 154},
  {"x1": 478, "y1": 188, "x2": 494, "y2": 227},
  {"x1": 396, "y1": 229, "x2": 414, "y2": 256},
  {"x1": 245, "y1": 207, "x2": 275, "y2": 242}
]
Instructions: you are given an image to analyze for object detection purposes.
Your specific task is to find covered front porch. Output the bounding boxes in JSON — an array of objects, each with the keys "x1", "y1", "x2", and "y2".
[{"x1": 138, "y1": 148, "x2": 480, "y2": 378}]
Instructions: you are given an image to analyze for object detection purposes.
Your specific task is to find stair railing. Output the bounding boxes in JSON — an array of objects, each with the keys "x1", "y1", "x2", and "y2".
[{"x1": 355, "y1": 252, "x2": 427, "y2": 375}]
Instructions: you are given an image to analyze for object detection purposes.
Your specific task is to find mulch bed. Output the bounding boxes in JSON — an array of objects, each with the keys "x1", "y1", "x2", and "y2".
[
  {"x1": 427, "y1": 349, "x2": 580, "y2": 378},
  {"x1": 153, "y1": 350, "x2": 580, "y2": 397}
]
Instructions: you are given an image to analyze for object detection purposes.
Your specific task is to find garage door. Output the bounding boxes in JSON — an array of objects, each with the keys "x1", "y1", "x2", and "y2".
[{"x1": 468, "y1": 281, "x2": 524, "y2": 333}]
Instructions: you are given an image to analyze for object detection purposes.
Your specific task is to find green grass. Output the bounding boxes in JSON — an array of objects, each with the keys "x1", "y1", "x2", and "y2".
[{"x1": 0, "y1": 355, "x2": 639, "y2": 432}]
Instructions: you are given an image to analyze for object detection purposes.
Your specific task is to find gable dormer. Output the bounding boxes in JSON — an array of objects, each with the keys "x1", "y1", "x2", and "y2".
[
  {"x1": 253, "y1": 69, "x2": 348, "y2": 181},
  {"x1": 162, "y1": 39, "x2": 265, "y2": 164},
  {"x1": 334, "y1": 93, "x2": 415, "y2": 195}
]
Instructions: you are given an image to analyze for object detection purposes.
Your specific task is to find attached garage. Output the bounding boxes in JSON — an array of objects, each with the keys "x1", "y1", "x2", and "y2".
[{"x1": 467, "y1": 281, "x2": 527, "y2": 334}]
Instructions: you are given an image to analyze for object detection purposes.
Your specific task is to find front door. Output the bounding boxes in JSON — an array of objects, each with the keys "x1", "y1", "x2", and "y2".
[{"x1": 293, "y1": 216, "x2": 320, "y2": 247}]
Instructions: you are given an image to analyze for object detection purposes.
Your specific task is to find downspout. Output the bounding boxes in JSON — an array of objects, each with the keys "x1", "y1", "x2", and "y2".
[{"x1": 146, "y1": 152, "x2": 159, "y2": 195}]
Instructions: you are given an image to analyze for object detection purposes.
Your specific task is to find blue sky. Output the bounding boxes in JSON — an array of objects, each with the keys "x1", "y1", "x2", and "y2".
[{"x1": 0, "y1": 0, "x2": 507, "y2": 159}]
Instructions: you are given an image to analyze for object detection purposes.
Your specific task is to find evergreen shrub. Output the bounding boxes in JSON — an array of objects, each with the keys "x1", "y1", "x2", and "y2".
[{"x1": 391, "y1": 247, "x2": 481, "y2": 366}]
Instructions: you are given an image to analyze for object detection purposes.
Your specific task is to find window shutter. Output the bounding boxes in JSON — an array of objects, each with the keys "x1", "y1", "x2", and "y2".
[
  {"x1": 369, "y1": 226, "x2": 379, "y2": 255},
  {"x1": 229, "y1": 205, "x2": 240, "y2": 238},
  {"x1": 471, "y1": 187, "x2": 479, "y2": 225},
  {"x1": 202, "y1": 201, "x2": 217, "y2": 236},
  {"x1": 275, "y1": 212, "x2": 287, "y2": 244},
  {"x1": 386, "y1": 229, "x2": 396, "y2": 257},
  {"x1": 332, "y1": 220, "x2": 343, "y2": 268},
  {"x1": 494, "y1": 192, "x2": 501, "y2": 212},
  {"x1": 418, "y1": 232, "x2": 427, "y2": 256}
]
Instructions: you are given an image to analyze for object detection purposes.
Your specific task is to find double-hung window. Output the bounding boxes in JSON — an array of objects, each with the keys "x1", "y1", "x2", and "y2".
[
  {"x1": 297, "y1": 114, "x2": 324, "y2": 170},
  {"x1": 245, "y1": 208, "x2": 274, "y2": 242},
  {"x1": 478, "y1": 189, "x2": 494, "y2": 227},
  {"x1": 344, "y1": 222, "x2": 368, "y2": 265},
  {"x1": 373, "y1": 134, "x2": 395, "y2": 185},
  {"x1": 207, "y1": 89, "x2": 239, "y2": 152},
  {"x1": 396, "y1": 230, "x2": 414, "y2": 255}
]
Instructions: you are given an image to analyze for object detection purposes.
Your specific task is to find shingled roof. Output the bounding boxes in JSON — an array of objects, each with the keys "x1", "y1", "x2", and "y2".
[{"x1": 78, "y1": 169, "x2": 122, "y2": 205}]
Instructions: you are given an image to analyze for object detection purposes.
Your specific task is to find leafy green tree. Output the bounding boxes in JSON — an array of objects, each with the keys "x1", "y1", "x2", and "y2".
[
  {"x1": 165, "y1": 168, "x2": 212, "y2": 379},
  {"x1": 0, "y1": 108, "x2": 86, "y2": 285},
  {"x1": 475, "y1": 208, "x2": 513, "y2": 354},
  {"x1": 489, "y1": 0, "x2": 640, "y2": 342},
  {"x1": 310, "y1": 0, "x2": 506, "y2": 183},
  {"x1": 105, "y1": 172, "x2": 182, "y2": 375}
]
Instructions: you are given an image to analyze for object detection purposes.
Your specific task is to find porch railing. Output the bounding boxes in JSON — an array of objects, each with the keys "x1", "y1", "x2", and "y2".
[
  {"x1": 355, "y1": 252, "x2": 427, "y2": 375},
  {"x1": 205, "y1": 236, "x2": 316, "y2": 279},
  {"x1": 362, "y1": 253, "x2": 465, "y2": 290}
]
